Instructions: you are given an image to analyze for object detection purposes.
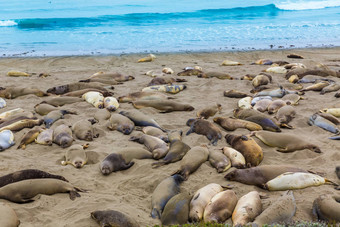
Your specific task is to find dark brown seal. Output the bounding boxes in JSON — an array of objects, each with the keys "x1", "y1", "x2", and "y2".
[
  {"x1": 91, "y1": 210, "x2": 140, "y2": 227},
  {"x1": 186, "y1": 118, "x2": 222, "y2": 146},
  {"x1": 100, "y1": 153, "x2": 134, "y2": 175},
  {"x1": 52, "y1": 124, "x2": 74, "y2": 148}
]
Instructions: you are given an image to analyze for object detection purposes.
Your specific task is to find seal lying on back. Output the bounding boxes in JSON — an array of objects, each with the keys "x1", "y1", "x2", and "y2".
[
  {"x1": 0, "y1": 130, "x2": 15, "y2": 151},
  {"x1": 132, "y1": 100, "x2": 194, "y2": 113},
  {"x1": 313, "y1": 194, "x2": 340, "y2": 222},
  {"x1": 0, "y1": 202, "x2": 20, "y2": 227},
  {"x1": 0, "y1": 169, "x2": 68, "y2": 188},
  {"x1": 251, "y1": 131, "x2": 322, "y2": 153},
  {"x1": 0, "y1": 87, "x2": 47, "y2": 99},
  {"x1": 224, "y1": 165, "x2": 308, "y2": 188},
  {"x1": 119, "y1": 110, "x2": 164, "y2": 131},
  {"x1": 0, "y1": 178, "x2": 83, "y2": 203},
  {"x1": 100, "y1": 153, "x2": 134, "y2": 175},
  {"x1": 186, "y1": 118, "x2": 222, "y2": 146},
  {"x1": 91, "y1": 210, "x2": 140, "y2": 227}
]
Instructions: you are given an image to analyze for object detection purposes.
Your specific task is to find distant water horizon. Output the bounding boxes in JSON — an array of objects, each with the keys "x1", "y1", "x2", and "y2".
[{"x1": 0, "y1": 0, "x2": 340, "y2": 57}]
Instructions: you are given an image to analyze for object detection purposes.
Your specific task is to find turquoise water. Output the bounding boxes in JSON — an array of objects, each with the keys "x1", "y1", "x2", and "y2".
[{"x1": 0, "y1": 0, "x2": 339, "y2": 56}]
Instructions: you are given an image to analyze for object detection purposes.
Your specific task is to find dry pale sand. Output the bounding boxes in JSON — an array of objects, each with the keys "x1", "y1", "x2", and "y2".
[{"x1": 0, "y1": 47, "x2": 340, "y2": 227}]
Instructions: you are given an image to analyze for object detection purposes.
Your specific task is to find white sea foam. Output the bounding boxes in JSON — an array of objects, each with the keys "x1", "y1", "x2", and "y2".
[
  {"x1": 0, "y1": 20, "x2": 18, "y2": 27},
  {"x1": 276, "y1": 0, "x2": 340, "y2": 10}
]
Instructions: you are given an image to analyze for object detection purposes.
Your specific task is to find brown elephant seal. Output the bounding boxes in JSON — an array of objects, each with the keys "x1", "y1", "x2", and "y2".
[
  {"x1": 53, "y1": 124, "x2": 74, "y2": 148},
  {"x1": 91, "y1": 210, "x2": 139, "y2": 227},
  {"x1": 313, "y1": 194, "x2": 340, "y2": 222},
  {"x1": 253, "y1": 99, "x2": 272, "y2": 112},
  {"x1": 119, "y1": 110, "x2": 164, "y2": 131},
  {"x1": 0, "y1": 117, "x2": 43, "y2": 132},
  {"x1": 17, "y1": 127, "x2": 43, "y2": 149},
  {"x1": 63, "y1": 88, "x2": 113, "y2": 97},
  {"x1": 209, "y1": 150, "x2": 231, "y2": 173},
  {"x1": 223, "y1": 90, "x2": 248, "y2": 98},
  {"x1": 0, "y1": 202, "x2": 20, "y2": 227},
  {"x1": 132, "y1": 100, "x2": 194, "y2": 113},
  {"x1": 177, "y1": 69, "x2": 205, "y2": 77},
  {"x1": 129, "y1": 134, "x2": 168, "y2": 159},
  {"x1": 46, "y1": 82, "x2": 111, "y2": 95},
  {"x1": 196, "y1": 104, "x2": 221, "y2": 119},
  {"x1": 90, "y1": 72, "x2": 134, "y2": 82},
  {"x1": 72, "y1": 119, "x2": 98, "y2": 141},
  {"x1": 202, "y1": 72, "x2": 233, "y2": 80},
  {"x1": 203, "y1": 190, "x2": 238, "y2": 223},
  {"x1": 251, "y1": 191, "x2": 296, "y2": 226},
  {"x1": 118, "y1": 91, "x2": 174, "y2": 103},
  {"x1": 0, "y1": 178, "x2": 83, "y2": 203},
  {"x1": 275, "y1": 105, "x2": 296, "y2": 127},
  {"x1": 61, "y1": 144, "x2": 88, "y2": 168},
  {"x1": 44, "y1": 110, "x2": 76, "y2": 128},
  {"x1": 147, "y1": 76, "x2": 176, "y2": 86},
  {"x1": 171, "y1": 145, "x2": 209, "y2": 180},
  {"x1": 115, "y1": 147, "x2": 152, "y2": 163},
  {"x1": 232, "y1": 191, "x2": 262, "y2": 226},
  {"x1": 282, "y1": 93, "x2": 302, "y2": 105},
  {"x1": 79, "y1": 78, "x2": 121, "y2": 85},
  {"x1": 34, "y1": 102, "x2": 58, "y2": 115},
  {"x1": 161, "y1": 192, "x2": 191, "y2": 226},
  {"x1": 44, "y1": 97, "x2": 83, "y2": 107},
  {"x1": 186, "y1": 118, "x2": 222, "y2": 146},
  {"x1": 252, "y1": 74, "x2": 272, "y2": 88},
  {"x1": 222, "y1": 147, "x2": 246, "y2": 168},
  {"x1": 251, "y1": 130, "x2": 321, "y2": 153},
  {"x1": 267, "y1": 99, "x2": 287, "y2": 114},
  {"x1": 0, "y1": 87, "x2": 47, "y2": 99},
  {"x1": 35, "y1": 128, "x2": 53, "y2": 145},
  {"x1": 100, "y1": 153, "x2": 134, "y2": 175},
  {"x1": 107, "y1": 113, "x2": 135, "y2": 135},
  {"x1": 0, "y1": 169, "x2": 68, "y2": 188},
  {"x1": 301, "y1": 81, "x2": 330, "y2": 92},
  {"x1": 213, "y1": 117, "x2": 262, "y2": 131},
  {"x1": 151, "y1": 174, "x2": 184, "y2": 219},
  {"x1": 224, "y1": 165, "x2": 308, "y2": 188},
  {"x1": 225, "y1": 134, "x2": 263, "y2": 167},
  {"x1": 93, "y1": 108, "x2": 111, "y2": 123},
  {"x1": 142, "y1": 126, "x2": 169, "y2": 142},
  {"x1": 320, "y1": 83, "x2": 340, "y2": 95},
  {"x1": 152, "y1": 131, "x2": 190, "y2": 168}
]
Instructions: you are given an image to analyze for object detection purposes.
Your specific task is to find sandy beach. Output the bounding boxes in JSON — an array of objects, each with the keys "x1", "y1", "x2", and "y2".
[{"x1": 0, "y1": 47, "x2": 340, "y2": 226}]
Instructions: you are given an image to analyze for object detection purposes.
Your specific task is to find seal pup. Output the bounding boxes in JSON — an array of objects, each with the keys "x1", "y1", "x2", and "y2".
[
  {"x1": 238, "y1": 96, "x2": 252, "y2": 109},
  {"x1": 253, "y1": 99, "x2": 273, "y2": 112},
  {"x1": 317, "y1": 112, "x2": 340, "y2": 125},
  {"x1": 44, "y1": 110, "x2": 75, "y2": 128},
  {"x1": 221, "y1": 60, "x2": 243, "y2": 66},
  {"x1": 232, "y1": 191, "x2": 262, "y2": 226},
  {"x1": 171, "y1": 145, "x2": 209, "y2": 180},
  {"x1": 100, "y1": 153, "x2": 134, "y2": 175},
  {"x1": 308, "y1": 113, "x2": 340, "y2": 134},
  {"x1": 7, "y1": 70, "x2": 30, "y2": 77},
  {"x1": 61, "y1": 144, "x2": 88, "y2": 168},
  {"x1": 225, "y1": 134, "x2": 263, "y2": 167},
  {"x1": 252, "y1": 74, "x2": 272, "y2": 88},
  {"x1": 320, "y1": 83, "x2": 340, "y2": 95},
  {"x1": 186, "y1": 118, "x2": 222, "y2": 146},
  {"x1": 177, "y1": 69, "x2": 205, "y2": 77},
  {"x1": 17, "y1": 127, "x2": 43, "y2": 149},
  {"x1": 301, "y1": 81, "x2": 330, "y2": 92},
  {"x1": 93, "y1": 108, "x2": 111, "y2": 123},
  {"x1": 221, "y1": 147, "x2": 246, "y2": 168},
  {"x1": 72, "y1": 119, "x2": 98, "y2": 141},
  {"x1": 224, "y1": 165, "x2": 308, "y2": 188},
  {"x1": 196, "y1": 104, "x2": 222, "y2": 119},
  {"x1": 151, "y1": 131, "x2": 190, "y2": 168},
  {"x1": 161, "y1": 192, "x2": 191, "y2": 226},
  {"x1": 103, "y1": 96, "x2": 119, "y2": 111},
  {"x1": 0, "y1": 87, "x2": 47, "y2": 99},
  {"x1": 107, "y1": 113, "x2": 135, "y2": 135},
  {"x1": 0, "y1": 169, "x2": 68, "y2": 188},
  {"x1": 0, "y1": 108, "x2": 24, "y2": 121},
  {"x1": 138, "y1": 53, "x2": 156, "y2": 62},
  {"x1": 142, "y1": 84, "x2": 187, "y2": 94},
  {"x1": 251, "y1": 191, "x2": 296, "y2": 226},
  {"x1": 213, "y1": 117, "x2": 262, "y2": 131},
  {"x1": 34, "y1": 102, "x2": 58, "y2": 115},
  {"x1": 0, "y1": 130, "x2": 15, "y2": 151},
  {"x1": 151, "y1": 174, "x2": 183, "y2": 219},
  {"x1": 82, "y1": 91, "x2": 104, "y2": 108},
  {"x1": 208, "y1": 149, "x2": 231, "y2": 173},
  {"x1": 200, "y1": 72, "x2": 233, "y2": 79},
  {"x1": 275, "y1": 105, "x2": 296, "y2": 127},
  {"x1": 203, "y1": 190, "x2": 238, "y2": 223},
  {"x1": 0, "y1": 117, "x2": 43, "y2": 132},
  {"x1": 35, "y1": 128, "x2": 53, "y2": 145},
  {"x1": 313, "y1": 194, "x2": 340, "y2": 222},
  {"x1": 320, "y1": 108, "x2": 340, "y2": 117},
  {"x1": 119, "y1": 110, "x2": 164, "y2": 131},
  {"x1": 0, "y1": 178, "x2": 84, "y2": 203},
  {"x1": 132, "y1": 100, "x2": 194, "y2": 113},
  {"x1": 0, "y1": 202, "x2": 20, "y2": 227},
  {"x1": 129, "y1": 134, "x2": 168, "y2": 159},
  {"x1": 267, "y1": 99, "x2": 287, "y2": 114},
  {"x1": 52, "y1": 124, "x2": 74, "y2": 148},
  {"x1": 91, "y1": 210, "x2": 140, "y2": 227},
  {"x1": 63, "y1": 88, "x2": 113, "y2": 97},
  {"x1": 189, "y1": 183, "x2": 224, "y2": 222}
]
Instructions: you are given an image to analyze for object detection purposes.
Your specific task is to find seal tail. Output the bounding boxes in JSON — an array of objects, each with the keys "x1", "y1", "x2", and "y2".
[{"x1": 325, "y1": 178, "x2": 339, "y2": 186}]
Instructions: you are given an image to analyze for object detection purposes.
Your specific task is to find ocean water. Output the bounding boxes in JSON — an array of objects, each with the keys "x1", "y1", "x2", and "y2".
[{"x1": 0, "y1": 0, "x2": 339, "y2": 56}]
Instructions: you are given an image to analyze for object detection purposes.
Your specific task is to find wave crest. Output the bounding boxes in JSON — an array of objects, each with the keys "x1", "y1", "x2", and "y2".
[
  {"x1": 0, "y1": 20, "x2": 18, "y2": 27},
  {"x1": 276, "y1": 0, "x2": 340, "y2": 10}
]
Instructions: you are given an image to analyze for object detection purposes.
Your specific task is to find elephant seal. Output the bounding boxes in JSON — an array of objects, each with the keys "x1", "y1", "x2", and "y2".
[
  {"x1": 0, "y1": 108, "x2": 24, "y2": 121},
  {"x1": 35, "y1": 128, "x2": 53, "y2": 145},
  {"x1": 251, "y1": 131, "x2": 321, "y2": 153},
  {"x1": 61, "y1": 144, "x2": 88, "y2": 168},
  {"x1": 63, "y1": 88, "x2": 113, "y2": 97},
  {"x1": 119, "y1": 110, "x2": 164, "y2": 131},
  {"x1": 196, "y1": 104, "x2": 221, "y2": 119},
  {"x1": 252, "y1": 74, "x2": 272, "y2": 88},
  {"x1": 34, "y1": 102, "x2": 58, "y2": 115},
  {"x1": 0, "y1": 87, "x2": 47, "y2": 99},
  {"x1": 221, "y1": 60, "x2": 243, "y2": 66},
  {"x1": 0, "y1": 117, "x2": 43, "y2": 132},
  {"x1": 53, "y1": 124, "x2": 74, "y2": 148},
  {"x1": 0, "y1": 130, "x2": 15, "y2": 151},
  {"x1": 225, "y1": 134, "x2": 263, "y2": 167},
  {"x1": 238, "y1": 96, "x2": 252, "y2": 109},
  {"x1": 0, "y1": 202, "x2": 20, "y2": 227},
  {"x1": 44, "y1": 97, "x2": 83, "y2": 107},
  {"x1": 308, "y1": 113, "x2": 340, "y2": 134},
  {"x1": 90, "y1": 72, "x2": 134, "y2": 82},
  {"x1": 161, "y1": 192, "x2": 191, "y2": 226},
  {"x1": 213, "y1": 117, "x2": 262, "y2": 131},
  {"x1": 152, "y1": 131, "x2": 190, "y2": 168},
  {"x1": 221, "y1": 147, "x2": 246, "y2": 168},
  {"x1": 82, "y1": 91, "x2": 104, "y2": 108},
  {"x1": 253, "y1": 99, "x2": 272, "y2": 112},
  {"x1": 0, "y1": 98, "x2": 6, "y2": 109},
  {"x1": 224, "y1": 165, "x2": 308, "y2": 188},
  {"x1": 44, "y1": 110, "x2": 75, "y2": 128},
  {"x1": 151, "y1": 174, "x2": 183, "y2": 219},
  {"x1": 118, "y1": 92, "x2": 173, "y2": 103},
  {"x1": 115, "y1": 147, "x2": 152, "y2": 163},
  {"x1": 142, "y1": 84, "x2": 186, "y2": 94},
  {"x1": 17, "y1": 127, "x2": 43, "y2": 149},
  {"x1": 142, "y1": 126, "x2": 168, "y2": 142},
  {"x1": 107, "y1": 113, "x2": 135, "y2": 135},
  {"x1": 0, "y1": 169, "x2": 68, "y2": 188},
  {"x1": 100, "y1": 153, "x2": 134, "y2": 175},
  {"x1": 320, "y1": 83, "x2": 340, "y2": 95},
  {"x1": 91, "y1": 210, "x2": 139, "y2": 227},
  {"x1": 223, "y1": 90, "x2": 248, "y2": 98},
  {"x1": 79, "y1": 78, "x2": 121, "y2": 85},
  {"x1": 177, "y1": 69, "x2": 205, "y2": 77},
  {"x1": 7, "y1": 70, "x2": 30, "y2": 77},
  {"x1": 203, "y1": 190, "x2": 238, "y2": 223},
  {"x1": 301, "y1": 81, "x2": 330, "y2": 92},
  {"x1": 251, "y1": 191, "x2": 296, "y2": 226},
  {"x1": 72, "y1": 119, "x2": 98, "y2": 141},
  {"x1": 46, "y1": 82, "x2": 111, "y2": 95},
  {"x1": 202, "y1": 72, "x2": 233, "y2": 79},
  {"x1": 147, "y1": 76, "x2": 176, "y2": 86},
  {"x1": 132, "y1": 100, "x2": 194, "y2": 113},
  {"x1": 267, "y1": 99, "x2": 287, "y2": 114},
  {"x1": 129, "y1": 134, "x2": 168, "y2": 159},
  {"x1": 208, "y1": 150, "x2": 231, "y2": 173},
  {"x1": 189, "y1": 183, "x2": 224, "y2": 222},
  {"x1": 312, "y1": 194, "x2": 340, "y2": 222},
  {"x1": 232, "y1": 191, "x2": 262, "y2": 226},
  {"x1": 282, "y1": 93, "x2": 302, "y2": 105},
  {"x1": 275, "y1": 105, "x2": 296, "y2": 127},
  {"x1": 104, "y1": 97, "x2": 119, "y2": 111},
  {"x1": 186, "y1": 118, "x2": 222, "y2": 146},
  {"x1": 93, "y1": 109, "x2": 111, "y2": 123},
  {"x1": 171, "y1": 145, "x2": 209, "y2": 180},
  {"x1": 317, "y1": 112, "x2": 340, "y2": 125},
  {"x1": 0, "y1": 178, "x2": 83, "y2": 203}
]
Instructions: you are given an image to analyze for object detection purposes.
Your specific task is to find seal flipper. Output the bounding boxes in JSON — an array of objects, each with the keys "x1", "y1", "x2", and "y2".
[
  {"x1": 151, "y1": 160, "x2": 166, "y2": 168},
  {"x1": 69, "y1": 190, "x2": 81, "y2": 200},
  {"x1": 151, "y1": 208, "x2": 161, "y2": 219},
  {"x1": 121, "y1": 161, "x2": 134, "y2": 170}
]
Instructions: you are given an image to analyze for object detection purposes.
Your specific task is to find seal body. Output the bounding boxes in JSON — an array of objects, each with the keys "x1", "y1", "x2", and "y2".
[
  {"x1": 142, "y1": 84, "x2": 186, "y2": 94},
  {"x1": 118, "y1": 92, "x2": 172, "y2": 103},
  {"x1": 115, "y1": 147, "x2": 152, "y2": 163},
  {"x1": 223, "y1": 90, "x2": 248, "y2": 98},
  {"x1": 104, "y1": 97, "x2": 119, "y2": 111},
  {"x1": 46, "y1": 82, "x2": 110, "y2": 95},
  {"x1": 107, "y1": 113, "x2": 135, "y2": 135},
  {"x1": 94, "y1": 109, "x2": 111, "y2": 123},
  {"x1": 213, "y1": 117, "x2": 262, "y2": 131},
  {"x1": 72, "y1": 119, "x2": 97, "y2": 141},
  {"x1": 238, "y1": 97, "x2": 252, "y2": 109},
  {"x1": 161, "y1": 192, "x2": 191, "y2": 226},
  {"x1": 53, "y1": 124, "x2": 73, "y2": 148},
  {"x1": 91, "y1": 210, "x2": 140, "y2": 227},
  {"x1": 82, "y1": 91, "x2": 104, "y2": 108},
  {"x1": 308, "y1": 113, "x2": 339, "y2": 134},
  {"x1": 0, "y1": 108, "x2": 24, "y2": 121},
  {"x1": 34, "y1": 103, "x2": 58, "y2": 116},
  {"x1": 0, "y1": 202, "x2": 20, "y2": 227},
  {"x1": 222, "y1": 147, "x2": 246, "y2": 168},
  {"x1": 100, "y1": 153, "x2": 134, "y2": 175},
  {"x1": 119, "y1": 110, "x2": 163, "y2": 130},
  {"x1": 17, "y1": 127, "x2": 43, "y2": 149},
  {"x1": 253, "y1": 99, "x2": 272, "y2": 112},
  {"x1": 313, "y1": 195, "x2": 340, "y2": 222},
  {"x1": 196, "y1": 104, "x2": 221, "y2": 119},
  {"x1": 44, "y1": 97, "x2": 83, "y2": 107},
  {"x1": 132, "y1": 100, "x2": 194, "y2": 113},
  {"x1": 0, "y1": 130, "x2": 15, "y2": 151},
  {"x1": 208, "y1": 150, "x2": 231, "y2": 173},
  {"x1": 275, "y1": 105, "x2": 296, "y2": 126},
  {"x1": 0, "y1": 117, "x2": 43, "y2": 132},
  {"x1": 61, "y1": 144, "x2": 88, "y2": 168},
  {"x1": 186, "y1": 118, "x2": 222, "y2": 146},
  {"x1": 151, "y1": 174, "x2": 183, "y2": 219},
  {"x1": 0, "y1": 87, "x2": 46, "y2": 99},
  {"x1": 44, "y1": 110, "x2": 74, "y2": 128},
  {"x1": 35, "y1": 128, "x2": 53, "y2": 145},
  {"x1": 90, "y1": 72, "x2": 134, "y2": 81},
  {"x1": 267, "y1": 99, "x2": 287, "y2": 114},
  {"x1": 142, "y1": 126, "x2": 168, "y2": 142},
  {"x1": 232, "y1": 191, "x2": 262, "y2": 226},
  {"x1": 0, "y1": 98, "x2": 6, "y2": 109},
  {"x1": 130, "y1": 134, "x2": 168, "y2": 160}
]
